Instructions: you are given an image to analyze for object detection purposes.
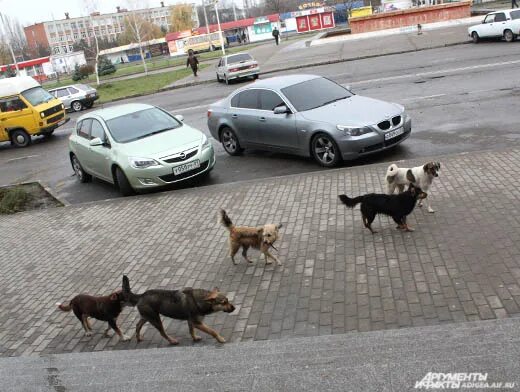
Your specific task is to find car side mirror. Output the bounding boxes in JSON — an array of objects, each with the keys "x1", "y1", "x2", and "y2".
[
  {"x1": 89, "y1": 137, "x2": 103, "y2": 147},
  {"x1": 273, "y1": 105, "x2": 290, "y2": 115},
  {"x1": 175, "y1": 114, "x2": 184, "y2": 122}
]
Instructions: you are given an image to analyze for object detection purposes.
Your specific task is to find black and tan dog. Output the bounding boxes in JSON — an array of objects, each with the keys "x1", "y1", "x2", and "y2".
[
  {"x1": 219, "y1": 209, "x2": 283, "y2": 266},
  {"x1": 56, "y1": 290, "x2": 131, "y2": 341},
  {"x1": 339, "y1": 184, "x2": 427, "y2": 233},
  {"x1": 122, "y1": 275, "x2": 235, "y2": 345}
]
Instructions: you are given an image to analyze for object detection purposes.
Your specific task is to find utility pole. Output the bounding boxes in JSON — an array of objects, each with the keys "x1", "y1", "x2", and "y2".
[
  {"x1": 232, "y1": 1, "x2": 237, "y2": 21},
  {"x1": 201, "y1": 0, "x2": 212, "y2": 51},
  {"x1": 213, "y1": 0, "x2": 225, "y2": 55},
  {"x1": 0, "y1": 12, "x2": 20, "y2": 75}
]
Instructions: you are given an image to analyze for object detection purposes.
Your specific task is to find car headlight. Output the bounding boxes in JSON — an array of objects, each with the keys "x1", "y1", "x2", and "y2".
[
  {"x1": 128, "y1": 157, "x2": 161, "y2": 169},
  {"x1": 201, "y1": 134, "x2": 211, "y2": 150},
  {"x1": 40, "y1": 112, "x2": 45, "y2": 118},
  {"x1": 336, "y1": 125, "x2": 372, "y2": 137}
]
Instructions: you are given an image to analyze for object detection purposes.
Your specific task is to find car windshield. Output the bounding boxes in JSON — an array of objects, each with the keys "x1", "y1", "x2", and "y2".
[
  {"x1": 21, "y1": 87, "x2": 55, "y2": 106},
  {"x1": 281, "y1": 77, "x2": 352, "y2": 112},
  {"x1": 511, "y1": 10, "x2": 520, "y2": 19},
  {"x1": 106, "y1": 107, "x2": 182, "y2": 143},
  {"x1": 227, "y1": 53, "x2": 252, "y2": 64}
]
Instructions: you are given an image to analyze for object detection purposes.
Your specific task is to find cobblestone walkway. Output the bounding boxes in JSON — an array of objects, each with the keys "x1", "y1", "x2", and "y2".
[{"x1": 1, "y1": 149, "x2": 520, "y2": 357}]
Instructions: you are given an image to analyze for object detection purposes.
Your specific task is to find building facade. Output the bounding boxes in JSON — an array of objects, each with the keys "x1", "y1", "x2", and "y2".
[{"x1": 24, "y1": 2, "x2": 199, "y2": 57}]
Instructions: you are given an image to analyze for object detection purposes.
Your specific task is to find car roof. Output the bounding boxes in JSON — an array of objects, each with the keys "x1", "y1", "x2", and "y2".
[
  {"x1": 239, "y1": 74, "x2": 321, "y2": 90},
  {"x1": 78, "y1": 103, "x2": 155, "y2": 122},
  {"x1": 0, "y1": 76, "x2": 40, "y2": 96},
  {"x1": 225, "y1": 52, "x2": 251, "y2": 58}
]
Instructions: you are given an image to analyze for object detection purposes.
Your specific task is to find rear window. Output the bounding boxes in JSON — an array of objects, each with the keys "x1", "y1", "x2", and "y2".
[
  {"x1": 227, "y1": 54, "x2": 252, "y2": 64},
  {"x1": 511, "y1": 10, "x2": 520, "y2": 19}
]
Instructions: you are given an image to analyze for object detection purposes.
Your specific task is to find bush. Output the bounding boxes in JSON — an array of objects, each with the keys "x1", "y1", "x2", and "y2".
[
  {"x1": 80, "y1": 64, "x2": 95, "y2": 78},
  {"x1": 71, "y1": 64, "x2": 82, "y2": 81},
  {"x1": 0, "y1": 187, "x2": 30, "y2": 214},
  {"x1": 97, "y1": 55, "x2": 116, "y2": 76}
]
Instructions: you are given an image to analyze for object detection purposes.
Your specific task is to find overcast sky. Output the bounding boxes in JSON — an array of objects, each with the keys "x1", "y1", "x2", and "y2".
[{"x1": 0, "y1": 0, "x2": 215, "y2": 26}]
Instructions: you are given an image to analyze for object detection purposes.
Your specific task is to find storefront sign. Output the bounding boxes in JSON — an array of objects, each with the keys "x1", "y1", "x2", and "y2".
[
  {"x1": 295, "y1": 11, "x2": 335, "y2": 33},
  {"x1": 253, "y1": 22, "x2": 272, "y2": 34},
  {"x1": 298, "y1": 1, "x2": 325, "y2": 10}
]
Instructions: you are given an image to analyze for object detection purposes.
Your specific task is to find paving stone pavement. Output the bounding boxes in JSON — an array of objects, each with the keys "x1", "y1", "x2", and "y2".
[{"x1": 1, "y1": 148, "x2": 520, "y2": 358}]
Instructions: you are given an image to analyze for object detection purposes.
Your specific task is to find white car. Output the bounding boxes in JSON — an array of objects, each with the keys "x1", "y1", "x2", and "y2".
[
  {"x1": 468, "y1": 9, "x2": 520, "y2": 43},
  {"x1": 216, "y1": 52, "x2": 259, "y2": 85}
]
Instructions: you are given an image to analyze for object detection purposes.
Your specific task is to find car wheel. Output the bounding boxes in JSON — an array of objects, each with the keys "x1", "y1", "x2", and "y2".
[
  {"x1": 71, "y1": 101, "x2": 83, "y2": 112},
  {"x1": 253, "y1": 74, "x2": 259, "y2": 80},
  {"x1": 216, "y1": 73, "x2": 222, "y2": 83},
  {"x1": 504, "y1": 29, "x2": 515, "y2": 42},
  {"x1": 221, "y1": 127, "x2": 243, "y2": 156},
  {"x1": 311, "y1": 133, "x2": 342, "y2": 167},
  {"x1": 10, "y1": 129, "x2": 31, "y2": 148},
  {"x1": 115, "y1": 167, "x2": 135, "y2": 196},
  {"x1": 71, "y1": 154, "x2": 92, "y2": 183},
  {"x1": 471, "y1": 32, "x2": 479, "y2": 43}
]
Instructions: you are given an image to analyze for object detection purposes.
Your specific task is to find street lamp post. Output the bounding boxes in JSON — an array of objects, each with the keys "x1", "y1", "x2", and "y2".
[{"x1": 213, "y1": 0, "x2": 225, "y2": 56}]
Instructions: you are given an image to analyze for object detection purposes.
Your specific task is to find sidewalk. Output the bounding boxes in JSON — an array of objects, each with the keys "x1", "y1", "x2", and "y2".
[
  {"x1": 166, "y1": 21, "x2": 475, "y2": 89},
  {"x1": 1, "y1": 148, "x2": 520, "y2": 357}
]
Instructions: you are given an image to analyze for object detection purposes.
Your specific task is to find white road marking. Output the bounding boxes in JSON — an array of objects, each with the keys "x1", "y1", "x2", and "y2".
[
  {"x1": 349, "y1": 59, "x2": 520, "y2": 86},
  {"x1": 401, "y1": 93, "x2": 446, "y2": 102},
  {"x1": 5, "y1": 155, "x2": 40, "y2": 163}
]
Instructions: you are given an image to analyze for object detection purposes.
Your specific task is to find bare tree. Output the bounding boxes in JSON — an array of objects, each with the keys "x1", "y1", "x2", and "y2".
[
  {"x1": 82, "y1": 0, "x2": 101, "y2": 85},
  {"x1": 125, "y1": 0, "x2": 153, "y2": 76}
]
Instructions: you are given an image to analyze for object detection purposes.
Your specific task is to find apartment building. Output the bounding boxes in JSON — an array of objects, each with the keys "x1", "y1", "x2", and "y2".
[{"x1": 24, "y1": 2, "x2": 199, "y2": 56}]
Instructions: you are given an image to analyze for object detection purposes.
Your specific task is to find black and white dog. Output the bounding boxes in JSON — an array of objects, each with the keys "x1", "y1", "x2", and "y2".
[{"x1": 386, "y1": 162, "x2": 441, "y2": 213}]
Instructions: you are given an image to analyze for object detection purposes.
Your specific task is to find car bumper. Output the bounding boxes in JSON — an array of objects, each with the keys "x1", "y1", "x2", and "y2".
[
  {"x1": 126, "y1": 145, "x2": 216, "y2": 190},
  {"x1": 338, "y1": 119, "x2": 411, "y2": 161},
  {"x1": 36, "y1": 117, "x2": 70, "y2": 135},
  {"x1": 227, "y1": 68, "x2": 260, "y2": 80}
]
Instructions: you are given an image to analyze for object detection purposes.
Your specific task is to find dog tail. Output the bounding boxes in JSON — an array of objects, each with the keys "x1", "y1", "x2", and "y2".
[
  {"x1": 338, "y1": 194, "x2": 364, "y2": 208},
  {"x1": 386, "y1": 163, "x2": 399, "y2": 183},
  {"x1": 219, "y1": 209, "x2": 233, "y2": 230},
  {"x1": 56, "y1": 301, "x2": 72, "y2": 312}
]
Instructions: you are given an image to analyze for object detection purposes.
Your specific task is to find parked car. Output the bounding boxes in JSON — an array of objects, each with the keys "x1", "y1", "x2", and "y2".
[
  {"x1": 216, "y1": 52, "x2": 259, "y2": 85},
  {"x1": 468, "y1": 9, "x2": 520, "y2": 43},
  {"x1": 207, "y1": 74, "x2": 411, "y2": 167},
  {"x1": 48, "y1": 84, "x2": 98, "y2": 112},
  {"x1": 0, "y1": 76, "x2": 68, "y2": 147},
  {"x1": 69, "y1": 103, "x2": 215, "y2": 196}
]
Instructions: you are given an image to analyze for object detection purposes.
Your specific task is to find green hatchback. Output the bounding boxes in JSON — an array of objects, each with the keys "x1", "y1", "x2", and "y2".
[{"x1": 69, "y1": 103, "x2": 215, "y2": 196}]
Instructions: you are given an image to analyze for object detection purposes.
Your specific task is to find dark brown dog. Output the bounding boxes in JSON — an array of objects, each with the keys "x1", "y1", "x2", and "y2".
[
  {"x1": 56, "y1": 290, "x2": 130, "y2": 341},
  {"x1": 219, "y1": 209, "x2": 283, "y2": 265},
  {"x1": 122, "y1": 275, "x2": 235, "y2": 345}
]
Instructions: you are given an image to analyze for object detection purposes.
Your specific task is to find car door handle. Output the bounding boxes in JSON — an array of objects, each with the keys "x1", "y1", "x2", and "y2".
[
  {"x1": 259, "y1": 117, "x2": 266, "y2": 122},
  {"x1": 231, "y1": 114, "x2": 238, "y2": 119}
]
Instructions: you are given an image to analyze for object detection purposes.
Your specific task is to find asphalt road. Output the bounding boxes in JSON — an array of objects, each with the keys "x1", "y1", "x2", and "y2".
[{"x1": 2, "y1": 40, "x2": 520, "y2": 204}]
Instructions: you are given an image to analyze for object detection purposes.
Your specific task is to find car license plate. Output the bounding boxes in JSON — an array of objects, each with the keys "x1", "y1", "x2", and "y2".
[
  {"x1": 384, "y1": 127, "x2": 404, "y2": 141},
  {"x1": 173, "y1": 160, "x2": 200, "y2": 176}
]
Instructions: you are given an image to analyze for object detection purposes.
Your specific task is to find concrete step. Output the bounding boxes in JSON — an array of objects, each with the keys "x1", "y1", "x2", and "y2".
[{"x1": 1, "y1": 318, "x2": 519, "y2": 391}]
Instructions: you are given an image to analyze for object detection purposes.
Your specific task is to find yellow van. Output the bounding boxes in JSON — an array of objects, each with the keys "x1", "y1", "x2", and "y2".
[
  {"x1": 183, "y1": 31, "x2": 225, "y2": 53},
  {"x1": 0, "y1": 76, "x2": 69, "y2": 147}
]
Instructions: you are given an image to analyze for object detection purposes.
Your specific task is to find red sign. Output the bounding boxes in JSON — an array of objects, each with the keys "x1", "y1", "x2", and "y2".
[
  {"x1": 321, "y1": 12, "x2": 334, "y2": 28},
  {"x1": 308, "y1": 14, "x2": 322, "y2": 30},
  {"x1": 296, "y1": 15, "x2": 309, "y2": 32}
]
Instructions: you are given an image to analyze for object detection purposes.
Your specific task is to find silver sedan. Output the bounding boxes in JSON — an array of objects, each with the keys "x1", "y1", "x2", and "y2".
[{"x1": 207, "y1": 74, "x2": 411, "y2": 167}]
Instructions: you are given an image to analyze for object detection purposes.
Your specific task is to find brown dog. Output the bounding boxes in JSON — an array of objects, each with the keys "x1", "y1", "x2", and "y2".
[
  {"x1": 219, "y1": 209, "x2": 283, "y2": 266},
  {"x1": 122, "y1": 276, "x2": 235, "y2": 345},
  {"x1": 56, "y1": 290, "x2": 131, "y2": 341}
]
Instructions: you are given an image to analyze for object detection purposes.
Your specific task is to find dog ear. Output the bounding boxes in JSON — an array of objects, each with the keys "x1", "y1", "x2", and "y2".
[
  {"x1": 122, "y1": 275, "x2": 130, "y2": 293},
  {"x1": 406, "y1": 169, "x2": 416, "y2": 183},
  {"x1": 277, "y1": 223, "x2": 283, "y2": 229},
  {"x1": 205, "y1": 287, "x2": 219, "y2": 301}
]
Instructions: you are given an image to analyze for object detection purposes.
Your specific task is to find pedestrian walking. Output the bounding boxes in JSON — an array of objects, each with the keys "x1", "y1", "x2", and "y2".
[
  {"x1": 513, "y1": 0, "x2": 519, "y2": 8},
  {"x1": 186, "y1": 49, "x2": 199, "y2": 77},
  {"x1": 272, "y1": 27, "x2": 280, "y2": 46}
]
